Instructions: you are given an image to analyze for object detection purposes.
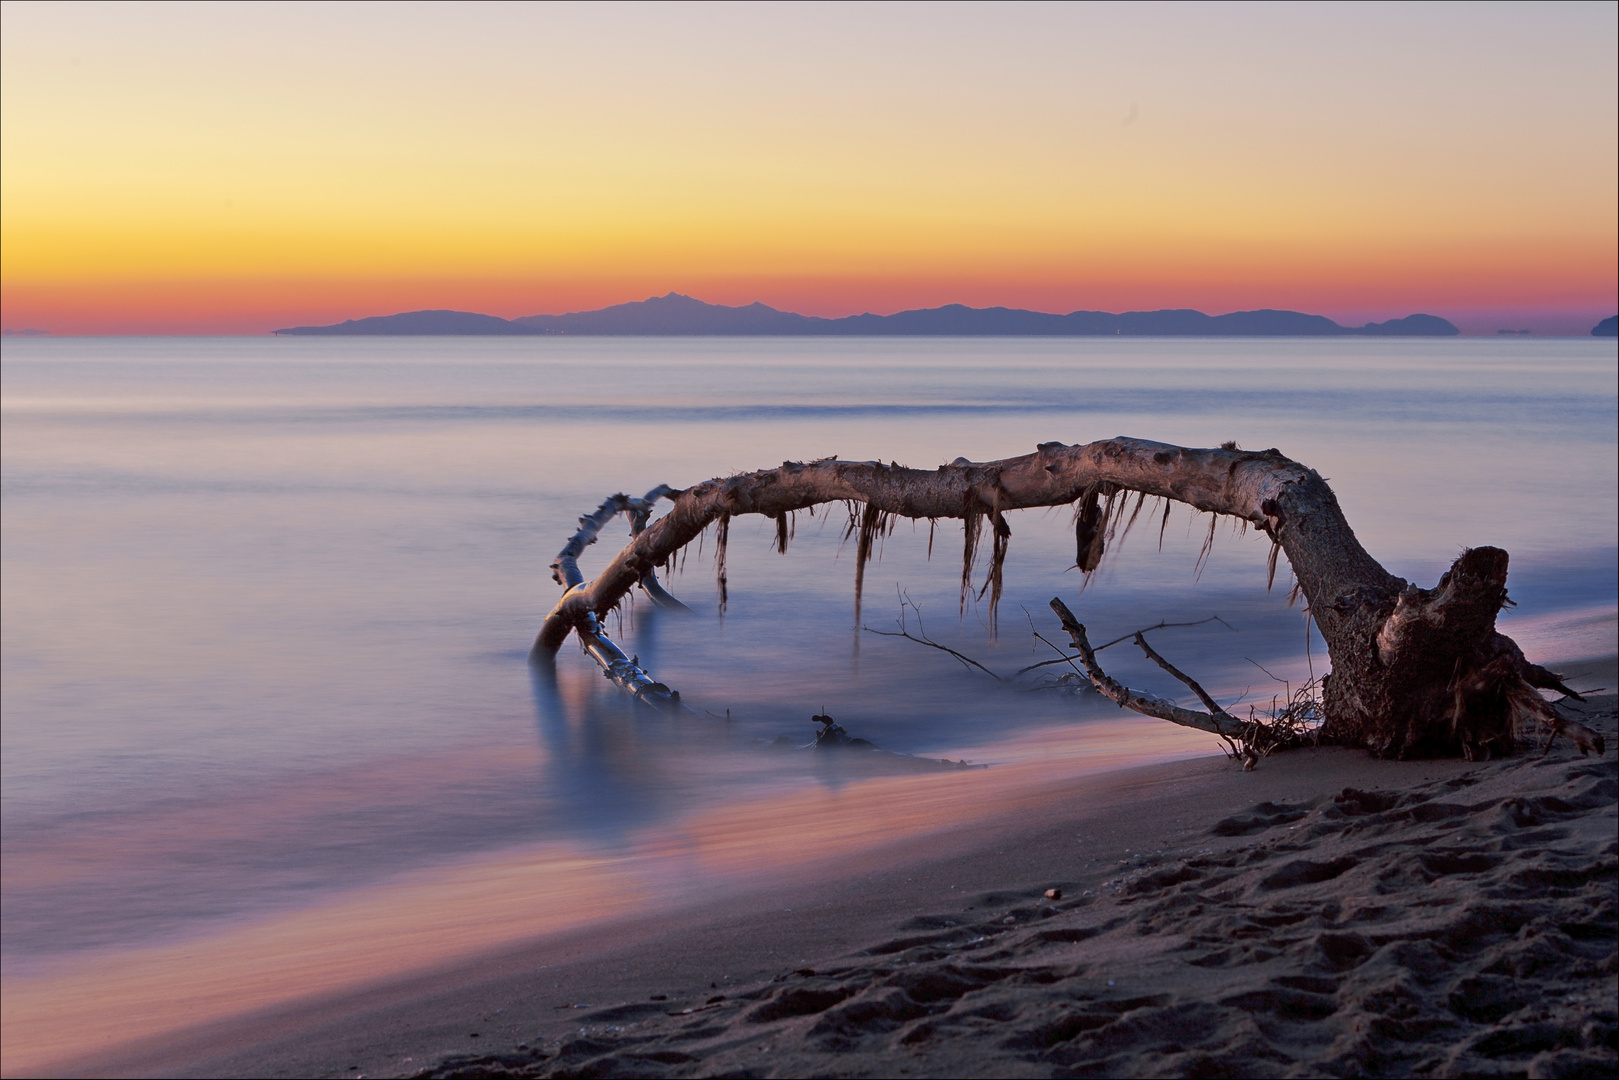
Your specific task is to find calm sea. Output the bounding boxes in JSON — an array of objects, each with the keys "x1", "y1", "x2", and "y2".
[{"x1": 2, "y1": 336, "x2": 1614, "y2": 1046}]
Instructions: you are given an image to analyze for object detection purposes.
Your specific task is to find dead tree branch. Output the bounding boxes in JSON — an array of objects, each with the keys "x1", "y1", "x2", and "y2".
[
  {"x1": 537, "y1": 439, "x2": 1335, "y2": 654},
  {"x1": 550, "y1": 485, "x2": 688, "y2": 611},
  {"x1": 1131, "y1": 631, "x2": 1237, "y2": 722},
  {"x1": 534, "y1": 438, "x2": 1603, "y2": 760},
  {"x1": 1048, "y1": 598, "x2": 1242, "y2": 740}
]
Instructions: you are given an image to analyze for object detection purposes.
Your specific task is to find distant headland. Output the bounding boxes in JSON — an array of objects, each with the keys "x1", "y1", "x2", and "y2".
[{"x1": 274, "y1": 294, "x2": 1461, "y2": 337}]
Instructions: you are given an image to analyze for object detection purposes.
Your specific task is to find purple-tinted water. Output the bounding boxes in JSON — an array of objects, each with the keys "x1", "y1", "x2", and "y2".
[{"x1": 2, "y1": 337, "x2": 1613, "y2": 1031}]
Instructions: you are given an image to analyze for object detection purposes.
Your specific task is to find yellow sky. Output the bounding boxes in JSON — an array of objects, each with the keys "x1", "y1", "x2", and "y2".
[{"x1": 2, "y1": 2, "x2": 1615, "y2": 332}]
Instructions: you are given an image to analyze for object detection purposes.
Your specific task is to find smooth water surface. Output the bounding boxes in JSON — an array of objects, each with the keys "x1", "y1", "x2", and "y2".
[{"x1": 3, "y1": 336, "x2": 1615, "y2": 988}]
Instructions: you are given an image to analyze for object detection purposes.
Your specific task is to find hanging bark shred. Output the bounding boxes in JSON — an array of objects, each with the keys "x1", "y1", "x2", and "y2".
[{"x1": 535, "y1": 439, "x2": 1602, "y2": 759}]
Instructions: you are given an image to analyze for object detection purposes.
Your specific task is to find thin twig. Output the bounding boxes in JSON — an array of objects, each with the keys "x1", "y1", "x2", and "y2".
[
  {"x1": 1022, "y1": 612, "x2": 1231, "y2": 673},
  {"x1": 1092, "y1": 615, "x2": 1236, "y2": 652},
  {"x1": 1245, "y1": 657, "x2": 1289, "y2": 686},
  {"x1": 1032, "y1": 630, "x2": 1088, "y2": 674},
  {"x1": 1015, "y1": 654, "x2": 1087, "y2": 676},
  {"x1": 862, "y1": 625, "x2": 1006, "y2": 680},
  {"x1": 1132, "y1": 632, "x2": 1236, "y2": 721},
  {"x1": 864, "y1": 588, "x2": 1007, "y2": 680}
]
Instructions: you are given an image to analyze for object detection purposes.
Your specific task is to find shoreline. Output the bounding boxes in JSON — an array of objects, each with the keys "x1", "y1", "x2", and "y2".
[{"x1": 17, "y1": 658, "x2": 1615, "y2": 1079}]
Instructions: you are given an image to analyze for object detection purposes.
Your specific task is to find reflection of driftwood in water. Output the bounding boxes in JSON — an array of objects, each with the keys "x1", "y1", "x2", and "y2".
[{"x1": 534, "y1": 438, "x2": 1603, "y2": 761}]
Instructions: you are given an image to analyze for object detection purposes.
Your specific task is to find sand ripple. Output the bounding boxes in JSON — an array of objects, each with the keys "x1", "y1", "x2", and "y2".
[{"x1": 420, "y1": 748, "x2": 1617, "y2": 1079}]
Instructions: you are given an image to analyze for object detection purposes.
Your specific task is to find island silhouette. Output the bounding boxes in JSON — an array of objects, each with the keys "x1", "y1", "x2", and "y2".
[{"x1": 274, "y1": 293, "x2": 1461, "y2": 337}]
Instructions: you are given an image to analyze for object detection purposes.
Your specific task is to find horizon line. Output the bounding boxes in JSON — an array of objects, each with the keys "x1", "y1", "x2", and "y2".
[{"x1": 6, "y1": 292, "x2": 1617, "y2": 338}]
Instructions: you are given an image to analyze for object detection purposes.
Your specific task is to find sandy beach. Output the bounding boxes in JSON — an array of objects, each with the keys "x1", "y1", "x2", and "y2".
[{"x1": 17, "y1": 657, "x2": 1610, "y2": 1080}]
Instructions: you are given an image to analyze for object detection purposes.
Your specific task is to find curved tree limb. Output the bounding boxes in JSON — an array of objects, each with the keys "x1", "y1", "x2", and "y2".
[
  {"x1": 541, "y1": 485, "x2": 687, "y2": 709},
  {"x1": 550, "y1": 484, "x2": 688, "y2": 611},
  {"x1": 534, "y1": 437, "x2": 1600, "y2": 759},
  {"x1": 538, "y1": 438, "x2": 1370, "y2": 649}
]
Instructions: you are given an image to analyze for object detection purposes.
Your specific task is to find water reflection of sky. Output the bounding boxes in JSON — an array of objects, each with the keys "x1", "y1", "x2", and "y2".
[{"x1": 2, "y1": 336, "x2": 1614, "y2": 981}]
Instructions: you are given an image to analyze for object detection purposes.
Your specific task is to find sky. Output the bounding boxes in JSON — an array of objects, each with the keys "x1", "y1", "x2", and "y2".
[{"x1": 2, "y1": 1, "x2": 1615, "y2": 335}]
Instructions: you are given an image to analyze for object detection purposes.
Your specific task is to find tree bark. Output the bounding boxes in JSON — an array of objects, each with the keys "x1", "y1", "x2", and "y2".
[{"x1": 535, "y1": 438, "x2": 1601, "y2": 759}]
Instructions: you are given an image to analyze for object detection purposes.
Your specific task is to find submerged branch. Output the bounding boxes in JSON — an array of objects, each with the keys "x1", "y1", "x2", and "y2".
[{"x1": 572, "y1": 611, "x2": 684, "y2": 711}]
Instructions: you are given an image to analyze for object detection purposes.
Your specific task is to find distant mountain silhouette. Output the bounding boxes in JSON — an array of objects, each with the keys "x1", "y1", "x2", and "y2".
[
  {"x1": 1594, "y1": 315, "x2": 1618, "y2": 337},
  {"x1": 275, "y1": 309, "x2": 527, "y2": 335},
  {"x1": 274, "y1": 293, "x2": 1461, "y2": 337},
  {"x1": 1354, "y1": 313, "x2": 1460, "y2": 336},
  {"x1": 515, "y1": 293, "x2": 818, "y2": 335}
]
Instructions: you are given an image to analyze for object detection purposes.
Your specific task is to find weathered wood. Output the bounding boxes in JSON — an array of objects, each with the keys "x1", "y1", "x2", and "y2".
[
  {"x1": 542, "y1": 485, "x2": 687, "y2": 707},
  {"x1": 1048, "y1": 598, "x2": 1240, "y2": 739},
  {"x1": 572, "y1": 611, "x2": 682, "y2": 710},
  {"x1": 538, "y1": 440, "x2": 1335, "y2": 648},
  {"x1": 535, "y1": 438, "x2": 1599, "y2": 759},
  {"x1": 550, "y1": 485, "x2": 687, "y2": 610}
]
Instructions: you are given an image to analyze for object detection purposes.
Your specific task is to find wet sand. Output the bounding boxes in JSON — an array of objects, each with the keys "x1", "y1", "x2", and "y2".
[{"x1": 20, "y1": 659, "x2": 1614, "y2": 1080}]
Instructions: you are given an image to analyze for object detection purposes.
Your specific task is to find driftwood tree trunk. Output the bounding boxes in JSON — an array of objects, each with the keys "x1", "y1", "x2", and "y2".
[{"x1": 536, "y1": 438, "x2": 1600, "y2": 759}]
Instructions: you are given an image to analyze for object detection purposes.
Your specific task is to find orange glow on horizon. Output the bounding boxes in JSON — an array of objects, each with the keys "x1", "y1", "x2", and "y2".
[
  {"x1": 2, "y1": 4, "x2": 1614, "y2": 335},
  {"x1": 6, "y1": 246, "x2": 1613, "y2": 337}
]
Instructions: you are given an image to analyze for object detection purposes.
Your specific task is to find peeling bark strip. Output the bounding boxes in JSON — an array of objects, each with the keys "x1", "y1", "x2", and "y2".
[{"x1": 535, "y1": 438, "x2": 1602, "y2": 759}]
